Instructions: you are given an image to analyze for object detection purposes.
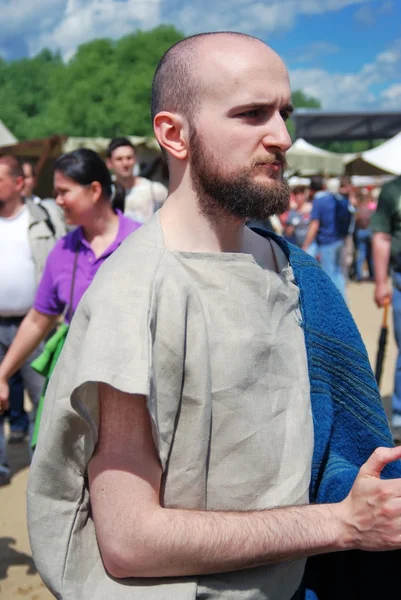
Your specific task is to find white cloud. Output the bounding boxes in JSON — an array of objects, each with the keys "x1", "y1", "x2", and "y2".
[
  {"x1": 292, "y1": 0, "x2": 370, "y2": 15},
  {"x1": 27, "y1": 0, "x2": 162, "y2": 58},
  {"x1": 380, "y1": 83, "x2": 401, "y2": 109},
  {"x1": 289, "y1": 41, "x2": 340, "y2": 63},
  {"x1": 290, "y1": 68, "x2": 376, "y2": 109},
  {"x1": 354, "y1": 0, "x2": 395, "y2": 26},
  {"x1": 378, "y1": 0, "x2": 394, "y2": 14},
  {"x1": 354, "y1": 5, "x2": 375, "y2": 25},
  {"x1": 171, "y1": 0, "x2": 373, "y2": 38},
  {"x1": 0, "y1": 0, "x2": 374, "y2": 59},
  {"x1": 0, "y1": 0, "x2": 65, "y2": 36},
  {"x1": 290, "y1": 38, "x2": 401, "y2": 109}
]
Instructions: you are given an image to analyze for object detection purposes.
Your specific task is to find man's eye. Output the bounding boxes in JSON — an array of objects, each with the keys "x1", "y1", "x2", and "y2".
[
  {"x1": 241, "y1": 109, "x2": 260, "y2": 118},
  {"x1": 280, "y1": 111, "x2": 290, "y2": 121}
]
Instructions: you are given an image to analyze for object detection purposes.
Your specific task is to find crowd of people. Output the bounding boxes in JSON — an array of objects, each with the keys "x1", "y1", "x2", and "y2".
[
  {"x1": 0, "y1": 138, "x2": 167, "y2": 486},
  {"x1": 266, "y1": 175, "x2": 377, "y2": 300},
  {"x1": 1, "y1": 30, "x2": 401, "y2": 600},
  {"x1": 248, "y1": 174, "x2": 379, "y2": 304}
]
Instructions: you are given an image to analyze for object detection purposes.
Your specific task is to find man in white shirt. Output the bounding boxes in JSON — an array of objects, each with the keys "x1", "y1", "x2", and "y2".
[
  {"x1": 22, "y1": 162, "x2": 41, "y2": 204},
  {"x1": 0, "y1": 156, "x2": 64, "y2": 485},
  {"x1": 106, "y1": 137, "x2": 168, "y2": 223}
]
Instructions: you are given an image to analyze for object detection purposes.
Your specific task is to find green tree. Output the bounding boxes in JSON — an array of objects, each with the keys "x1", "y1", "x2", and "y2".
[
  {"x1": 287, "y1": 90, "x2": 321, "y2": 140},
  {"x1": 0, "y1": 26, "x2": 184, "y2": 141},
  {"x1": 0, "y1": 50, "x2": 62, "y2": 139}
]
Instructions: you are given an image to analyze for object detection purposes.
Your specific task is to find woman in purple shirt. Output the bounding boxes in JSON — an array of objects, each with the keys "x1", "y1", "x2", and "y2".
[{"x1": 0, "y1": 148, "x2": 140, "y2": 408}]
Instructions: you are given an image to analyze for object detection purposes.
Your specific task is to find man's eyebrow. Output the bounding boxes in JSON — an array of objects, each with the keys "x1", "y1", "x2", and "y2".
[{"x1": 230, "y1": 102, "x2": 294, "y2": 114}]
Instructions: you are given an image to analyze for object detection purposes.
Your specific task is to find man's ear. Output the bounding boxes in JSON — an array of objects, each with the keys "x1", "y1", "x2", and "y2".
[
  {"x1": 153, "y1": 112, "x2": 189, "y2": 161},
  {"x1": 15, "y1": 175, "x2": 25, "y2": 194}
]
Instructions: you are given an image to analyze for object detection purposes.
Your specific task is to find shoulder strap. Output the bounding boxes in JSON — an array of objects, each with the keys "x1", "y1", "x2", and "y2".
[
  {"x1": 66, "y1": 245, "x2": 80, "y2": 322},
  {"x1": 267, "y1": 238, "x2": 280, "y2": 274},
  {"x1": 36, "y1": 201, "x2": 56, "y2": 237},
  {"x1": 149, "y1": 180, "x2": 156, "y2": 209}
]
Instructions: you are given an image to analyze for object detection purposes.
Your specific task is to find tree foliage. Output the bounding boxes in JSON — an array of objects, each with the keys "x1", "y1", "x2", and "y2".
[
  {"x1": 286, "y1": 90, "x2": 321, "y2": 140},
  {"x1": 0, "y1": 26, "x2": 184, "y2": 140},
  {"x1": 3, "y1": 28, "x2": 366, "y2": 150}
]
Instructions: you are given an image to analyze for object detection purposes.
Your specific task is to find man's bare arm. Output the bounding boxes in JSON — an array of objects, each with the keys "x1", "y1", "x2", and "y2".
[
  {"x1": 302, "y1": 219, "x2": 319, "y2": 251},
  {"x1": 373, "y1": 232, "x2": 392, "y2": 307},
  {"x1": 88, "y1": 384, "x2": 401, "y2": 580}
]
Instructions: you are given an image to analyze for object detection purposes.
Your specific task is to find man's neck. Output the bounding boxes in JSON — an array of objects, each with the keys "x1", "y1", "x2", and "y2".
[
  {"x1": 159, "y1": 190, "x2": 279, "y2": 272},
  {"x1": 159, "y1": 190, "x2": 246, "y2": 254},
  {"x1": 0, "y1": 197, "x2": 24, "y2": 219}
]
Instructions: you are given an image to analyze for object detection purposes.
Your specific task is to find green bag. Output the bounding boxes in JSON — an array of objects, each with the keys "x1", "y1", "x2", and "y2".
[
  {"x1": 30, "y1": 323, "x2": 69, "y2": 448},
  {"x1": 30, "y1": 246, "x2": 79, "y2": 449}
]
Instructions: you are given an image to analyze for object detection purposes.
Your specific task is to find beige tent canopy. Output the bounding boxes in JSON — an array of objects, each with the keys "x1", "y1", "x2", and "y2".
[
  {"x1": 286, "y1": 138, "x2": 345, "y2": 176},
  {"x1": 0, "y1": 135, "x2": 164, "y2": 197},
  {"x1": 0, "y1": 120, "x2": 18, "y2": 146},
  {"x1": 345, "y1": 131, "x2": 401, "y2": 176}
]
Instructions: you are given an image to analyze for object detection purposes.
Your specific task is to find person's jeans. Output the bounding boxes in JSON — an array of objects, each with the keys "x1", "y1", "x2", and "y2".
[
  {"x1": 8, "y1": 370, "x2": 29, "y2": 433},
  {"x1": 355, "y1": 228, "x2": 374, "y2": 281},
  {"x1": 305, "y1": 241, "x2": 318, "y2": 260},
  {"x1": 392, "y1": 272, "x2": 401, "y2": 417},
  {"x1": 0, "y1": 317, "x2": 44, "y2": 468},
  {"x1": 319, "y1": 239, "x2": 346, "y2": 300}
]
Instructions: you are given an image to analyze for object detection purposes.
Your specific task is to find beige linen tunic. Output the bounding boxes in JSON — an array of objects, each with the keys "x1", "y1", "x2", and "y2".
[{"x1": 27, "y1": 215, "x2": 314, "y2": 600}]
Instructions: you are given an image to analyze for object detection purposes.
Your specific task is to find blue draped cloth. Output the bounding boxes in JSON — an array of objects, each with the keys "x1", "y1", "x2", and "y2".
[{"x1": 253, "y1": 230, "x2": 401, "y2": 599}]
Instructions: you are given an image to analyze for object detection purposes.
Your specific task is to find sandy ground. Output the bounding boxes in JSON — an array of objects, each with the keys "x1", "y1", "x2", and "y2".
[{"x1": 0, "y1": 280, "x2": 397, "y2": 599}]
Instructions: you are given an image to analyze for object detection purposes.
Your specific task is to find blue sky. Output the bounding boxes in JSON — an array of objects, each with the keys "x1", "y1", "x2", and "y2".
[{"x1": 1, "y1": 0, "x2": 400, "y2": 110}]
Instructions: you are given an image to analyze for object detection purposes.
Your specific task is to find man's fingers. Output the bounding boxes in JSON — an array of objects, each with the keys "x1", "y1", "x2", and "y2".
[{"x1": 361, "y1": 447, "x2": 401, "y2": 478}]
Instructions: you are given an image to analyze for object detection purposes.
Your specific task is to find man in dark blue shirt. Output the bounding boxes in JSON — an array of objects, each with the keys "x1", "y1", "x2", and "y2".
[{"x1": 303, "y1": 176, "x2": 348, "y2": 300}]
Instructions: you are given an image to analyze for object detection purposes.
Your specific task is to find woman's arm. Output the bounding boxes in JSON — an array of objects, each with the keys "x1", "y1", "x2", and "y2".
[{"x1": 0, "y1": 309, "x2": 59, "y2": 409}]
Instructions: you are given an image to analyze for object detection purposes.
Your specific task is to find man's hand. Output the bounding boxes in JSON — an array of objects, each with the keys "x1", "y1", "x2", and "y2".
[
  {"x1": 374, "y1": 282, "x2": 392, "y2": 308},
  {"x1": 339, "y1": 446, "x2": 401, "y2": 551},
  {"x1": 0, "y1": 377, "x2": 9, "y2": 414}
]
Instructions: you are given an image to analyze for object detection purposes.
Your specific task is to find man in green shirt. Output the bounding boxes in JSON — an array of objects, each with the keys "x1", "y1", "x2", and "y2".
[{"x1": 371, "y1": 176, "x2": 401, "y2": 428}]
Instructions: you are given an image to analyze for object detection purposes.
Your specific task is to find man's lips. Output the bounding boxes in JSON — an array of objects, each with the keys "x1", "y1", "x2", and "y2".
[{"x1": 254, "y1": 162, "x2": 283, "y2": 172}]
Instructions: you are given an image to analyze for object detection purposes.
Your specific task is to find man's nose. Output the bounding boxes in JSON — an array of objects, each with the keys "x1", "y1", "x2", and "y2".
[{"x1": 262, "y1": 112, "x2": 292, "y2": 153}]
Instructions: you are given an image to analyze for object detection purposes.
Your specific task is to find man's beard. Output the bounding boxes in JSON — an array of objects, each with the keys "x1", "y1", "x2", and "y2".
[{"x1": 189, "y1": 128, "x2": 290, "y2": 221}]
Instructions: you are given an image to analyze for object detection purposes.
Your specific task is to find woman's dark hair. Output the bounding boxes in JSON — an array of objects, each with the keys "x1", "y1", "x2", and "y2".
[{"x1": 54, "y1": 148, "x2": 125, "y2": 212}]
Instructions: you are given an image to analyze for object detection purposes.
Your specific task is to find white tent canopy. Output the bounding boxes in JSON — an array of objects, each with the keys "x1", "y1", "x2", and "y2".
[
  {"x1": 0, "y1": 120, "x2": 17, "y2": 146},
  {"x1": 345, "y1": 131, "x2": 401, "y2": 176},
  {"x1": 286, "y1": 138, "x2": 345, "y2": 176}
]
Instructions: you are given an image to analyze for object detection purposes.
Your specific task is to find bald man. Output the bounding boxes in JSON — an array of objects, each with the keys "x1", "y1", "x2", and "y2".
[{"x1": 28, "y1": 33, "x2": 401, "y2": 600}]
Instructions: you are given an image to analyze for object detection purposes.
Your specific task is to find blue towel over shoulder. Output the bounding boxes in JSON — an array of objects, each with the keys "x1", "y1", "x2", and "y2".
[{"x1": 253, "y1": 229, "x2": 401, "y2": 600}]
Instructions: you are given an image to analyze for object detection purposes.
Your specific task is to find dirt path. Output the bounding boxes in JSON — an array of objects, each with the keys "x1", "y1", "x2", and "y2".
[{"x1": 0, "y1": 280, "x2": 396, "y2": 599}]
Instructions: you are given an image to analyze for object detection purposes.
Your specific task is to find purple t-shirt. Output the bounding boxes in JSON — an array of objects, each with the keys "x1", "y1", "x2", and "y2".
[{"x1": 34, "y1": 211, "x2": 140, "y2": 323}]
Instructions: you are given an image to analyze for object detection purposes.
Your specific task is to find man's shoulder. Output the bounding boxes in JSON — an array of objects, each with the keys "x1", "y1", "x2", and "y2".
[
  {"x1": 151, "y1": 180, "x2": 168, "y2": 193},
  {"x1": 311, "y1": 192, "x2": 330, "y2": 216},
  {"x1": 380, "y1": 176, "x2": 401, "y2": 202},
  {"x1": 315, "y1": 191, "x2": 334, "y2": 202},
  {"x1": 93, "y1": 219, "x2": 165, "y2": 282},
  {"x1": 26, "y1": 198, "x2": 66, "y2": 237},
  {"x1": 130, "y1": 177, "x2": 167, "y2": 193}
]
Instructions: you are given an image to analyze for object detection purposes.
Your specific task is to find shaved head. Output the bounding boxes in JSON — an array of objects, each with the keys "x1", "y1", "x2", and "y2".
[
  {"x1": 152, "y1": 32, "x2": 292, "y2": 222},
  {"x1": 151, "y1": 32, "x2": 273, "y2": 125},
  {"x1": 0, "y1": 156, "x2": 24, "y2": 179}
]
